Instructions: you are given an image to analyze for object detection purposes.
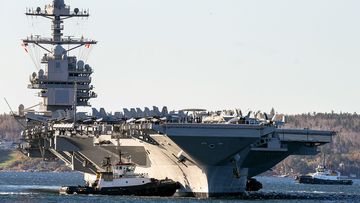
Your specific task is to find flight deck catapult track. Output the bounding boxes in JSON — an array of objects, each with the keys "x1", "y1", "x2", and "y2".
[{"x1": 17, "y1": 0, "x2": 335, "y2": 198}]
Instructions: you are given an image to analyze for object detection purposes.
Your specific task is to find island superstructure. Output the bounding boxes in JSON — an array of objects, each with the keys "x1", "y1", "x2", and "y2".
[
  {"x1": 17, "y1": 0, "x2": 335, "y2": 197},
  {"x1": 23, "y1": 0, "x2": 97, "y2": 112}
]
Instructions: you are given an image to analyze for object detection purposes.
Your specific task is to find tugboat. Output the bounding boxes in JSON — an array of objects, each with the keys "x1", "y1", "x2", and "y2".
[
  {"x1": 60, "y1": 150, "x2": 180, "y2": 196},
  {"x1": 295, "y1": 165, "x2": 353, "y2": 185}
]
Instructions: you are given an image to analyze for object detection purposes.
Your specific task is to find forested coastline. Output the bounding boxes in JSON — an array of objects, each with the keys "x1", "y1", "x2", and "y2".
[{"x1": 277, "y1": 112, "x2": 360, "y2": 177}]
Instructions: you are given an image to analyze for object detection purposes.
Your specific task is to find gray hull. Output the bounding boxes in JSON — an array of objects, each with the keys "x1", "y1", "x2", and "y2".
[{"x1": 22, "y1": 123, "x2": 332, "y2": 197}]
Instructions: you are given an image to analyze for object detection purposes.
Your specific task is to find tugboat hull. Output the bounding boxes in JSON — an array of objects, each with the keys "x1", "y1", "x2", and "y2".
[
  {"x1": 296, "y1": 175, "x2": 353, "y2": 185},
  {"x1": 60, "y1": 179, "x2": 180, "y2": 196}
]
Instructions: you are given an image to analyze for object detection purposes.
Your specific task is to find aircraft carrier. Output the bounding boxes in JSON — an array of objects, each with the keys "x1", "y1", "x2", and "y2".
[{"x1": 16, "y1": 0, "x2": 334, "y2": 197}]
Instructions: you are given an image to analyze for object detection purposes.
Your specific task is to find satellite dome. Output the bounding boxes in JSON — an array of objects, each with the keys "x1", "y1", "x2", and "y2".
[
  {"x1": 38, "y1": 69, "x2": 44, "y2": 77},
  {"x1": 54, "y1": 45, "x2": 66, "y2": 56},
  {"x1": 19, "y1": 104, "x2": 24, "y2": 110},
  {"x1": 77, "y1": 60, "x2": 85, "y2": 69},
  {"x1": 18, "y1": 104, "x2": 25, "y2": 116}
]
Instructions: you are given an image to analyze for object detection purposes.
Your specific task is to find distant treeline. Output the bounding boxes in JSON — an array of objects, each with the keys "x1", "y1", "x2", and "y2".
[
  {"x1": 279, "y1": 112, "x2": 360, "y2": 177},
  {"x1": 0, "y1": 114, "x2": 21, "y2": 141}
]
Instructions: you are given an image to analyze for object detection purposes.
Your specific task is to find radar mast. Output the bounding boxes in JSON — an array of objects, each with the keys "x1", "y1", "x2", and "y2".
[{"x1": 23, "y1": 0, "x2": 97, "y2": 112}]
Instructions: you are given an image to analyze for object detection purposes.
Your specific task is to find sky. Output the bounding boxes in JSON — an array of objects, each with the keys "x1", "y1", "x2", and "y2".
[{"x1": 0, "y1": 0, "x2": 359, "y2": 114}]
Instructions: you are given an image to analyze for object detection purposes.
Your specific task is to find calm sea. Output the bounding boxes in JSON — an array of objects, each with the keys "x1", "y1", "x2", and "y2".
[{"x1": 0, "y1": 172, "x2": 359, "y2": 203}]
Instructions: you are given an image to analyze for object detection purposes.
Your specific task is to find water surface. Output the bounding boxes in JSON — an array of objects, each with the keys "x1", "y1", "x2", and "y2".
[{"x1": 0, "y1": 172, "x2": 358, "y2": 202}]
